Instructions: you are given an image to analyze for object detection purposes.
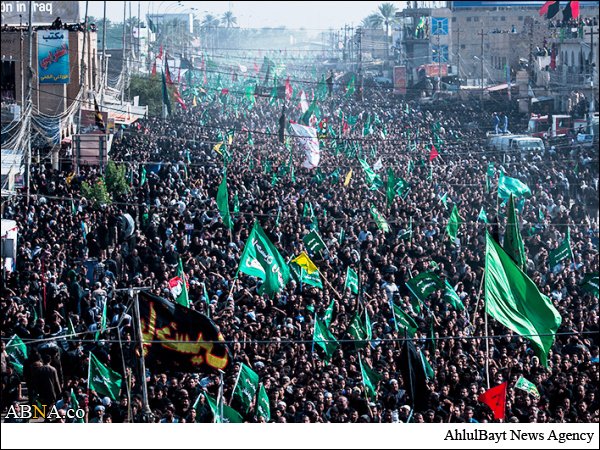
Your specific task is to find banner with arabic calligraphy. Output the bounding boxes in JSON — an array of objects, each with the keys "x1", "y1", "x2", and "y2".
[
  {"x1": 38, "y1": 30, "x2": 70, "y2": 84},
  {"x1": 137, "y1": 291, "x2": 230, "y2": 373}
]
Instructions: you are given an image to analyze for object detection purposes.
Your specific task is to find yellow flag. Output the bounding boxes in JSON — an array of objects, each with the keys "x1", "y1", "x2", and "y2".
[
  {"x1": 292, "y1": 252, "x2": 318, "y2": 274},
  {"x1": 66, "y1": 172, "x2": 75, "y2": 187},
  {"x1": 192, "y1": 96, "x2": 197, "y2": 107},
  {"x1": 214, "y1": 142, "x2": 223, "y2": 155},
  {"x1": 344, "y1": 169, "x2": 353, "y2": 186}
]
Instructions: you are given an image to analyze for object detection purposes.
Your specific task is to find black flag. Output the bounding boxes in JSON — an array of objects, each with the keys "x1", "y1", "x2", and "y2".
[
  {"x1": 94, "y1": 96, "x2": 106, "y2": 133},
  {"x1": 278, "y1": 106, "x2": 286, "y2": 143},
  {"x1": 398, "y1": 337, "x2": 429, "y2": 413},
  {"x1": 326, "y1": 73, "x2": 333, "y2": 98},
  {"x1": 136, "y1": 291, "x2": 230, "y2": 373}
]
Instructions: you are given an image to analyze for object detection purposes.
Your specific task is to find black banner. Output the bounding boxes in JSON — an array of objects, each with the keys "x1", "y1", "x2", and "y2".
[{"x1": 137, "y1": 291, "x2": 230, "y2": 373}]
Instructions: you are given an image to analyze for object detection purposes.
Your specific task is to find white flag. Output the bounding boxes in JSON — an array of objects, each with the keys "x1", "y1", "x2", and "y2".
[
  {"x1": 299, "y1": 91, "x2": 309, "y2": 113},
  {"x1": 290, "y1": 122, "x2": 321, "y2": 169},
  {"x1": 373, "y1": 158, "x2": 383, "y2": 172}
]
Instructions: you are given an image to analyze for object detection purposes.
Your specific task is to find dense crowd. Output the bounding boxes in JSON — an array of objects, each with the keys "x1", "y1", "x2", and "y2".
[{"x1": 1, "y1": 77, "x2": 598, "y2": 424}]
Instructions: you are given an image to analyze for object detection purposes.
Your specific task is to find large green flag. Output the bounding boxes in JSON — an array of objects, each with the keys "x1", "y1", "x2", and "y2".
[
  {"x1": 358, "y1": 158, "x2": 384, "y2": 191},
  {"x1": 505, "y1": 194, "x2": 527, "y2": 270},
  {"x1": 323, "y1": 299, "x2": 335, "y2": 327},
  {"x1": 347, "y1": 312, "x2": 368, "y2": 347},
  {"x1": 346, "y1": 76, "x2": 355, "y2": 98},
  {"x1": 362, "y1": 113, "x2": 372, "y2": 137},
  {"x1": 359, "y1": 353, "x2": 383, "y2": 402},
  {"x1": 237, "y1": 222, "x2": 290, "y2": 298},
  {"x1": 443, "y1": 280, "x2": 465, "y2": 311},
  {"x1": 406, "y1": 271, "x2": 443, "y2": 307},
  {"x1": 303, "y1": 230, "x2": 326, "y2": 254},
  {"x1": 580, "y1": 273, "x2": 599, "y2": 298},
  {"x1": 171, "y1": 258, "x2": 190, "y2": 308},
  {"x1": 549, "y1": 228, "x2": 573, "y2": 268},
  {"x1": 498, "y1": 172, "x2": 531, "y2": 199},
  {"x1": 198, "y1": 392, "x2": 243, "y2": 423},
  {"x1": 370, "y1": 205, "x2": 390, "y2": 233},
  {"x1": 386, "y1": 168, "x2": 396, "y2": 208},
  {"x1": 446, "y1": 205, "x2": 463, "y2": 243},
  {"x1": 232, "y1": 363, "x2": 260, "y2": 413},
  {"x1": 391, "y1": 301, "x2": 418, "y2": 337},
  {"x1": 420, "y1": 349, "x2": 435, "y2": 380},
  {"x1": 485, "y1": 232, "x2": 562, "y2": 367},
  {"x1": 88, "y1": 352, "x2": 123, "y2": 401},
  {"x1": 256, "y1": 383, "x2": 270, "y2": 421},
  {"x1": 6, "y1": 335, "x2": 27, "y2": 376},
  {"x1": 313, "y1": 318, "x2": 339, "y2": 364},
  {"x1": 217, "y1": 170, "x2": 234, "y2": 230},
  {"x1": 289, "y1": 260, "x2": 323, "y2": 289},
  {"x1": 345, "y1": 266, "x2": 359, "y2": 294}
]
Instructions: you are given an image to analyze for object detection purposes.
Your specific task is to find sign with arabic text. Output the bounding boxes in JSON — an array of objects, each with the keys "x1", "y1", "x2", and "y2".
[{"x1": 38, "y1": 30, "x2": 69, "y2": 84}]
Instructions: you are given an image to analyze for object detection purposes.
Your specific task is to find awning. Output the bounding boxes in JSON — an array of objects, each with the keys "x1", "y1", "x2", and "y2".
[{"x1": 484, "y1": 83, "x2": 509, "y2": 92}]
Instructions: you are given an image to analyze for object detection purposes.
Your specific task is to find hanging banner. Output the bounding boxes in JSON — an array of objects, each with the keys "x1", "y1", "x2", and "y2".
[
  {"x1": 38, "y1": 30, "x2": 70, "y2": 84},
  {"x1": 79, "y1": 109, "x2": 108, "y2": 134},
  {"x1": 394, "y1": 66, "x2": 406, "y2": 95}
]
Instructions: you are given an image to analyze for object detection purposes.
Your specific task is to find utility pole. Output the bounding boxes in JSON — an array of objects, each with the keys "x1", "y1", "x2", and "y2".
[
  {"x1": 20, "y1": 14, "x2": 24, "y2": 117},
  {"x1": 456, "y1": 26, "x2": 460, "y2": 84},
  {"x1": 121, "y1": 1, "x2": 127, "y2": 103},
  {"x1": 101, "y1": 1, "x2": 107, "y2": 107},
  {"x1": 128, "y1": 0, "x2": 132, "y2": 100},
  {"x1": 436, "y1": 27, "x2": 441, "y2": 94},
  {"x1": 527, "y1": 17, "x2": 534, "y2": 87},
  {"x1": 138, "y1": 0, "x2": 141, "y2": 74},
  {"x1": 26, "y1": 0, "x2": 33, "y2": 204},
  {"x1": 78, "y1": 1, "x2": 89, "y2": 132},
  {"x1": 478, "y1": 28, "x2": 485, "y2": 111}
]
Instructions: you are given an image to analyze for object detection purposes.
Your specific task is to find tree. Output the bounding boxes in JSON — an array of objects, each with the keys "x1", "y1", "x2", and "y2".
[
  {"x1": 81, "y1": 178, "x2": 112, "y2": 208},
  {"x1": 202, "y1": 14, "x2": 221, "y2": 52},
  {"x1": 376, "y1": 2, "x2": 399, "y2": 60},
  {"x1": 221, "y1": 11, "x2": 237, "y2": 28},
  {"x1": 129, "y1": 74, "x2": 173, "y2": 116},
  {"x1": 361, "y1": 14, "x2": 383, "y2": 29},
  {"x1": 104, "y1": 160, "x2": 130, "y2": 197}
]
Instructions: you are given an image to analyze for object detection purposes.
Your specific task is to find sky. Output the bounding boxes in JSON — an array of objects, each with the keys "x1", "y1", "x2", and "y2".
[{"x1": 84, "y1": 1, "x2": 408, "y2": 31}]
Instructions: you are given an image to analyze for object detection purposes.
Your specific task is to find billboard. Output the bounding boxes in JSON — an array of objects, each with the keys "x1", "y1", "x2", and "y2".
[
  {"x1": 1, "y1": 1, "x2": 79, "y2": 25},
  {"x1": 38, "y1": 30, "x2": 69, "y2": 84},
  {"x1": 394, "y1": 66, "x2": 407, "y2": 96},
  {"x1": 79, "y1": 109, "x2": 108, "y2": 135},
  {"x1": 421, "y1": 63, "x2": 448, "y2": 78}
]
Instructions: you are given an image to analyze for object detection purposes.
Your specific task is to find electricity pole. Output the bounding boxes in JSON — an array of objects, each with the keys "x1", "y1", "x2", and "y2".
[
  {"x1": 101, "y1": 1, "x2": 107, "y2": 107},
  {"x1": 26, "y1": 0, "x2": 33, "y2": 204},
  {"x1": 121, "y1": 1, "x2": 127, "y2": 103},
  {"x1": 478, "y1": 28, "x2": 485, "y2": 111}
]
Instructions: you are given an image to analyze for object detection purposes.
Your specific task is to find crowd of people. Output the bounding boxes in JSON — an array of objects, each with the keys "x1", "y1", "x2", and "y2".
[{"x1": 1, "y1": 69, "x2": 598, "y2": 424}]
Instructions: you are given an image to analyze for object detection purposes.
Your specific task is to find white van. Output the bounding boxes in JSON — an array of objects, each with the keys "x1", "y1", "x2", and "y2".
[{"x1": 487, "y1": 134, "x2": 544, "y2": 156}]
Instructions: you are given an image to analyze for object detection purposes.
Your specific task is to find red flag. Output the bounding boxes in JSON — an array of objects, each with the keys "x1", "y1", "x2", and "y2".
[
  {"x1": 550, "y1": 44, "x2": 557, "y2": 71},
  {"x1": 151, "y1": 60, "x2": 157, "y2": 75},
  {"x1": 563, "y1": 1, "x2": 579, "y2": 21},
  {"x1": 429, "y1": 144, "x2": 438, "y2": 161},
  {"x1": 157, "y1": 45, "x2": 163, "y2": 60},
  {"x1": 285, "y1": 77, "x2": 292, "y2": 101},
  {"x1": 165, "y1": 62, "x2": 174, "y2": 85},
  {"x1": 174, "y1": 89, "x2": 187, "y2": 111},
  {"x1": 201, "y1": 58, "x2": 205, "y2": 71},
  {"x1": 478, "y1": 382, "x2": 507, "y2": 420},
  {"x1": 254, "y1": 62, "x2": 260, "y2": 73},
  {"x1": 221, "y1": 88, "x2": 229, "y2": 95},
  {"x1": 342, "y1": 121, "x2": 350, "y2": 134},
  {"x1": 539, "y1": 1, "x2": 555, "y2": 15}
]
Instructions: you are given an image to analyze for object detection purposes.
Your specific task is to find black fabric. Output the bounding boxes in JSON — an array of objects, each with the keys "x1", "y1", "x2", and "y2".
[{"x1": 398, "y1": 337, "x2": 429, "y2": 413}]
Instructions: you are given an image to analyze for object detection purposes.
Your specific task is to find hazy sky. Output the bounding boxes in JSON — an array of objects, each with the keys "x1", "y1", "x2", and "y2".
[{"x1": 85, "y1": 1, "x2": 408, "y2": 31}]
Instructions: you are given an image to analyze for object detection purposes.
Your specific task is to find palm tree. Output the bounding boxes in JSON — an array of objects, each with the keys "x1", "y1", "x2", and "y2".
[
  {"x1": 221, "y1": 11, "x2": 237, "y2": 28},
  {"x1": 202, "y1": 14, "x2": 221, "y2": 53},
  {"x1": 361, "y1": 13, "x2": 383, "y2": 29},
  {"x1": 375, "y1": 2, "x2": 399, "y2": 60}
]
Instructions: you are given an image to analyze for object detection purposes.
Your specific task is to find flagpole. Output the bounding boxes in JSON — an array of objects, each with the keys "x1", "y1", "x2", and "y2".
[
  {"x1": 229, "y1": 365, "x2": 243, "y2": 406},
  {"x1": 86, "y1": 351, "x2": 92, "y2": 424},
  {"x1": 485, "y1": 306, "x2": 491, "y2": 390},
  {"x1": 134, "y1": 291, "x2": 153, "y2": 422},
  {"x1": 218, "y1": 369, "x2": 225, "y2": 423},
  {"x1": 470, "y1": 271, "x2": 486, "y2": 327}
]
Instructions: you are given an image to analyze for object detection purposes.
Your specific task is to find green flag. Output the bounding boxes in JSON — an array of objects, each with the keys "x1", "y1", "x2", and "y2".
[
  {"x1": 359, "y1": 353, "x2": 383, "y2": 402},
  {"x1": 420, "y1": 349, "x2": 435, "y2": 380},
  {"x1": 6, "y1": 335, "x2": 27, "y2": 376},
  {"x1": 394, "y1": 178, "x2": 410, "y2": 198},
  {"x1": 359, "y1": 158, "x2": 383, "y2": 191},
  {"x1": 498, "y1": 172, "x2": 531, "y2": 199},
  {"x1": 515, "y1": 376, "x2": 540, "y2": 398},
  {"x1": 140, "y1": 166, "x2": 147, "y2": 186},
  {"x1": 198, "y1": 392, "x2": 243, "y2": 423},
  {"x1": 440, "y1": 192, "x2": 448, "y2": 210},
  {"x1": 443, "y1": 280, "x2": 465, "y2": 311},
  {"x1": 71, "y1": 389, "x2": 84, "y2": 423},
  {"x1": 232, "y1": 363, "x2": 260, "y2": 413},
  {"x1": 347, "y1": 312, "x2": 368, "y2": 348},
  {"x1": 94, "y1": 300, "x2": 107, "y2": 341},
  {"x1": 580, "y1": 273, "x2": 599, "y2": 298},
  {"x1": 362, "y1": 113, "x2": 372, "y2": 137},
  {"x1": 237, "y1": 222, "x2": 290, "y2": 298},
  {"x1": 233, "y1": 193, "x2": 240, "y2": 216},
  {"x1": 323, "y1": 299, "x2": 335, "y2": 327},
  {"x1": 345, "y1": 266, "x2": 359, "y2": 294},
  {"x1": 202, "y1": 282, "x2": 211, "y2": 317},
  {"x1": 386, "y1": 168, "x2": 397, "y2": 208},
  {"x1": 217, "y1": 171, "x2": 234, "y2": 230},
  {"x1": 67, "y1": 318, "x2": 77, "y2": 341},
  {"x1": 391, "y1": 301, "x2": 418, "y2": 337},
  {"x1": 446, "y1": 205, "x2": 463, "y2": 243},
  {"x1": 478, "y1": 206, "x2": 488, "y2": 223},
  {"x1": 246, "y1": 131, "x2": 254, "y2": 146},
  {"x1": 317, "y1": 75, "x2": 327, "y2": 101},
  {"x1": 370, "y1": 205, "x2": 390, "y2": 233},
  {"x1": 505, "y1": 194, "x2": 527, "y2": 270},
  {"x1": 172, "y1": 258, "x2": 190, "y2": 308},
  {"x1": 399, "y1": 217, "x2": 412, "y2": 241},
  {"x1": 313, "y1": 318, "x2": 339, "y2": 364},
  {"x1": 88, "y1": 352, "x2": 122, "y2": 401},
  {"x1": 289, "y1": 260, "x2": 323, "y2": 289},
  {"x1": 256, "y1": 383, "x2": 270, "y2": 421},
  {"x1": 549, "y1": 228, "x2": 574, "y2": 268},
  {"x1": 406, "y1": 271, "x2": 443, "y2": 307},
  {"x1": 346, "y1": 77, "x2": 355, "y2": 98},
  {"x1": 303, "y1": 230, "x2": 326, "y2": 254},
  {"x1": 484, "y1": 232, "x2": 562, "y2": 367}
]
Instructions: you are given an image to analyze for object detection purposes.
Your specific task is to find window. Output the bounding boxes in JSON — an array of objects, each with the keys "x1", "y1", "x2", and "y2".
[
  {"x1": 467, "y1": 17, "x2": 472, "y2": 22},
  {"x1": 461, "y1": 44, "x2": 466, "y2": 49},
  {"x1": 432, "y1": 18, "x2": 448, "y2": 35},
  {"x1": 501, "y1": 16, "x2": 506, "y2": 21},
  {"x1": 493, "y1": 17, "x2": 498, "y2": 22},
  {"x1": 432, "y1": 45, "x2": 449, "y2": 63},
  {"x1": 452, "y1": 17, "x2": 457, "y2": 23},
  {"x1": 518, "y1": 16, "x2": 523, "y2": 20},
  {"x1": 474, "y1": 17, "x2": 479, "y2": 22}
]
